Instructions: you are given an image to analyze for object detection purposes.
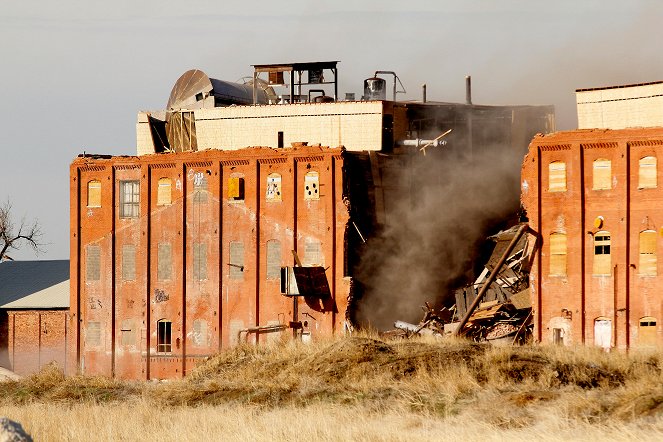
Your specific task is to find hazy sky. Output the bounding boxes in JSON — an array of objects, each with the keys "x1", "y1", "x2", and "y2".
[{"x1": 2, "y1": 1, "x2": 663, "y2": 260}]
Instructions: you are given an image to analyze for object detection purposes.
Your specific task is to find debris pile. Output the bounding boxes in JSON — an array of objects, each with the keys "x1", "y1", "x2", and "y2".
[{"x1": 389, "y1": 223, "x2": 536, "y2": 345}]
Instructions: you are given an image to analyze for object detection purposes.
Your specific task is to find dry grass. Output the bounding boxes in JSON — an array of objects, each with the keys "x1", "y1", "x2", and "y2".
[{"x1": 1, "y1": 335, "x2": 663, "y2": 440}]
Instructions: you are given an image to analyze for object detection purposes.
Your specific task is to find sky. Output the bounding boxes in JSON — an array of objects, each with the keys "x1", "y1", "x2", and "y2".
[{"x1": 2, "y1": 0, "x2": 663, "y2": 260}]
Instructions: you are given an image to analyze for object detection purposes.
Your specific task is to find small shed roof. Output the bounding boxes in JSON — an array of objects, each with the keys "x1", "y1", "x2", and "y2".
[{"x1": 0, "y1": 260, "x2": 69, "y2": 309}]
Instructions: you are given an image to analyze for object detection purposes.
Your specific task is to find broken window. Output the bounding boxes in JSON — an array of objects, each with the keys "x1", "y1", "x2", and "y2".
[
  {"x1": 548, "y1": 161, "x2": 566, "y2": 192},
  {"x1": 121, "y1": 245, "x2": 136, "y2": 281},
  {"x1": 157, "y1": 178, "x2": 172, "y2": 206},
  {"x1": 193, "y1": 173, "x2": 208, "y2": 203},
  {"x1": 549, "y1": 232, "x2": 567, "y2": 276},
  {"x1": 193, "y1": 243, "x2": 207, "y2": 281},
  {"x1": 86, "y1": 244, "x2": 101, "y2": 282},
  {"x1": 639, "y1": 156, "x2": 657, "y2": 189},
  {"x1": 266, "y1": 173, "x2": 282, "y2": 202},
  {"x1": 266, "y1": 239, "x2": 281, "y2": 280},
  {"x1": 228, "y1": 176, "x2": 245, "y2": 201},
  {"x1": 277, "y1": 131, "x2": 284, "y2": 148},
  {"x1": 229, "y1": 241, "x2": 244, "y2": 280},
  {"x1": 304, "y1": 171, "x2": 320, "y2": 200},
  {"x1": 157, "y1": 319, "x2": 172, "y2": 353},
  {"x1": 639, "y1": 230, "x2": 657, "y2": 276},
  {"x1": 87, "y1": 180, "x2": 101, "y2": 208},
  {"x1": 158, "y1": 243, "x2": 172, "y2": 281},
  {"x1": 639, "y1": 316, "x2": 657, "y2": 346},
  {"x1": 552, "y1": 328, "x2": 564, "y2": 345},
  {"x1": 592, "y1": 159, "x2": 611, "y2": 190},
  {"x1": 119, "y1": 180, "x2": 140, "y2": 218},
  {"x1": 593, "y1": 231, "x2": 611, "y2": 276}
]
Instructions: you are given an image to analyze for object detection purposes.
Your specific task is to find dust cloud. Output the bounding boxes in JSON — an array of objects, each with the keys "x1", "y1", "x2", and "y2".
[{"x1": 353, "y1": 144, "x2": 523, "y2": 330}]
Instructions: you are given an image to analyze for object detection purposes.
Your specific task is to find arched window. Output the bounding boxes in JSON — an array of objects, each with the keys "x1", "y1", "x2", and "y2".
[
  {"x1": 593, "y1": 231, "x2": 611, "y2": 275},
  {"x1": 548, "y1": 161, "x2": 566, "y2": 192},
  {"x1": 266, "y1": 173, "x2": 282, "y2": 202},
  {"x1": 157, "y1": 319, "x2": 172, "y2": 353},
  {"x1": 87, "y1": 180, "x2": 101, "y2": 208},
  {"x1": 304, "y1": 171, "x2": 320, "y2": 200},
  {"x1": 157, "y1": 178, "x2": 172, "y2": 206},
  {"x1": 639, "y1": 156, "x2": 657, "y2": 189},
  {"x1": 639, "y1": 230, "x2": 657, "y2": 276},
  {"x1": 593, "y1": 159, "x2": 611, "y2": 190},
  {"x1": 549, "y1": 232, "x2": 567, "y2": 276}
]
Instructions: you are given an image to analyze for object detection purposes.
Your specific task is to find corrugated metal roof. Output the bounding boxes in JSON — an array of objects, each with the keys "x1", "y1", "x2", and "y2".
[{"x1": 0, "y1": 260, "x2": 69, "y2": 309}]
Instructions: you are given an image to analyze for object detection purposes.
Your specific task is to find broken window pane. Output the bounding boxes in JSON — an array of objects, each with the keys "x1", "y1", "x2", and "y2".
[
  {"x1": 157, "y1": 320, "x2": 172, "y2": 353},
  {"x1": 119, "y1": 180, "x2": 140, "y2": 218},
  {"x1": 304, "y1": 171, "x2": 320, "y2": 200}
]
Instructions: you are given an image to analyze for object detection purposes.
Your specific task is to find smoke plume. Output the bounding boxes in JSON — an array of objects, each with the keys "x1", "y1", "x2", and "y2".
[{"x1": 353, "y1": 144, "x2": 524, "y2": 330}]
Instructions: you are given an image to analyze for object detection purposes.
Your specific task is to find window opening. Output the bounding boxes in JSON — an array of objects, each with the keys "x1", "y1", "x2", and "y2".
[
  {"x1": 549, "y1": 233, "x2": 567, "y2": 276},
  {"x1": 86, "y1": 245, "x2": 101, "y2": 282},
  {"x1": 639, "y1": 156, "x2": 657, "y2": 189},
  {"x1": 639, "y1": 230, "x2": 657, "y2": 276},
  {"x1": 119, "y1": 180, "x2": 140, "y2": 218},
  {"x1": 266, "y1": 173, "x2": 282, "y2": 202},
  {"x1": 552, "y1": 328, "x2": 564, "y2": 345},
  {"x1": 87, "y1": 180, "x2": 102, "y2": 207},
  {"x1": 592, "y1": 159, "x2": 611, "y2": 190},
  {"x1": 304, "y1": 171, "x2": 319, "y2": 200},
  {"x1": 594, "y1": 318, "x2": 612, "y2": 350},
  {"x1": 122, "y1": 245, "x2": 136, "y2": 281},
  {"x1": 228, "y1": 176, "x2": 245, "y2": 201},
  {"x1": 157, "y1": 320, "x2": 172, "y2": 353},
  {"x1": 639, "y1": 316, "x2": 657, "y2": 346},
  {"x1": 277, "y1": 131, "x2": 284, "y2": 148},
  {"x1": 548, "y1": 161, "x2": 566, "y2": 192},
  {"x1": 593, "y1": 231, "x2": 611, "y2": 275},
  {"x1": 157, "y1": 178, "x2": 172, "y2": 206}
]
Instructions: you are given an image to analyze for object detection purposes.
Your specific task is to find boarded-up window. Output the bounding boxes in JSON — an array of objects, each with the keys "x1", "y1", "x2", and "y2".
[
  {"x1": 119, "y1": 180, "x2": 140, "y2": 218},
  {"x1": 157, "y1": 320, "x2": 171, "y2": 353},
  {"x1": 120, "y1": 319, "x2": 135, "y2": 346},
  {"x1": 193, "y1": 243, "x2": 207, "y2": 281},
  {"x1": 266, "y1": 240, "x2": 281, "y2": 279},
  {"x1": 86, "y1": 245, "x2": 100, "y2": 282},
  {"x1": 122, "y1": 245, "x2": 136, "y2": 281},
  {"x1": 229, "y1": 241, "x2": 244, "y2": 280},
  {"x1": 303, "y1": 238, "x2": 323, "y2": 266},
  {"x1": 549, "y1": 233, "x2": 567, "y2": 276},
  {"x1": 192, "y1": 319, "x2": 208, "y2": 347},
  {"x1": 86, "y1": 321, "x2": 101, "y2": 347},
  {"x1": 548, "y1": 162, "x2": 566, "y2": 192},
  {"x1": 639, "y1": 316, "x2": 657, "y2": 347},
  {"x1": 157, "y1": 178, "x2": 172, "y2": 206},
  {"x1": 593, "y1": 159, "x2": 611, "y2": 190},
  {"x1": 639, "y1": 230, "x2": 657, "y2": 276},
  {"x1": 158, "y1": 243, "x2": 172, "y2": 281},
  {"x1": 304, "y1": 171, "x2": 320, "y2": 200},
  {"x1": 228, "y1": 176, "x2": 245, "y2": 201},
  {"x1": 87, "y1": 180, "x2": 101, "y2": 207},
  {"x1": 639, "y1": 156, "x2": 657, "y2": 189},
  {"x1": 593, "y1": 231, "x2": 611, "y2": 275},
  {"x1": 266, "y1": 173, "x2": 282, "y2": 202},
  {"x1": 193, "y1": 173, "x2": 208, "y2": 203}
]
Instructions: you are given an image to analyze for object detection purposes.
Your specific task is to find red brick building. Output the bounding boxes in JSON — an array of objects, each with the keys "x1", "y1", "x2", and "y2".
[
  {"x1": 70, "y1": 146, "x2": 348, "y2": 379},
  {"x1": 0, "y1": 260, "x2": 69, "y2": 375},
  {"x1": 522, "y1": 127, "x2": 663, "y2": 349}
]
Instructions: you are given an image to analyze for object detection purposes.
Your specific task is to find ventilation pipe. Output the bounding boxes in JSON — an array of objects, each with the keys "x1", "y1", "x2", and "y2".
[
  {"x1": 465, "y1": 75, "x2": 472, "y2": 105},
  {"x1": 422, "y1": 84, "x2": 427, "y2": 103}
]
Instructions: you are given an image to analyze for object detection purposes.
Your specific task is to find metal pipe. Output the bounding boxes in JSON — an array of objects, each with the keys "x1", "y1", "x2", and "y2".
[
  {"x1": 455, "y1": 223, "x2": 528, "y2": 336},
  {"x1": 465, "y1": 75, "x2": 472, "y2": 105},
  {"x1": 422, "y1": 84, "x2": 427, "y2": 103}
]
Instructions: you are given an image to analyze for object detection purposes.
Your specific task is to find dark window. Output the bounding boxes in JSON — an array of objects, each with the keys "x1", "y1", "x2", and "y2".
[
  {"x1": 120, "y1": 180, "x2": 140, "y2": 218},
  {"x1": 157, "y1": 320, "x2": 172, "y2": 353},
  {"x1": 553, "y1": 328, "x2": 563, "y2": 345},
  {"x1": 278, "y1": 131, "x2": 284, "y2": 148}
]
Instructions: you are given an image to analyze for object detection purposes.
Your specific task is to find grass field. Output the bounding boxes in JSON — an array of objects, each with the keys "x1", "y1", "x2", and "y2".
[{"x1": 1, "y1": 335, "x2": 663, "y2": 441}]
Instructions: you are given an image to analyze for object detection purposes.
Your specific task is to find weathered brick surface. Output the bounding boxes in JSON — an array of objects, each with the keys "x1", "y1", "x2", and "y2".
[{"x1": 522, "y1": 127, "x2": 663, "y2": 349}]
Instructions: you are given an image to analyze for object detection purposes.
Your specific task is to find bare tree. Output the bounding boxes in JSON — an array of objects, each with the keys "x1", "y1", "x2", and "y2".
[{"x1": 0, "y1": 200, "x2": 43, "y2": 262}]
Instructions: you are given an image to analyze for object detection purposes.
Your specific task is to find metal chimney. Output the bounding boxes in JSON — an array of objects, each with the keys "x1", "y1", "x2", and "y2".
[
  {"x1": 422, "y1": 84, "x2": 427, "y2": 103},
  {"x1": 465, "y1": 75, "x2": 472, "y2": 105}
]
